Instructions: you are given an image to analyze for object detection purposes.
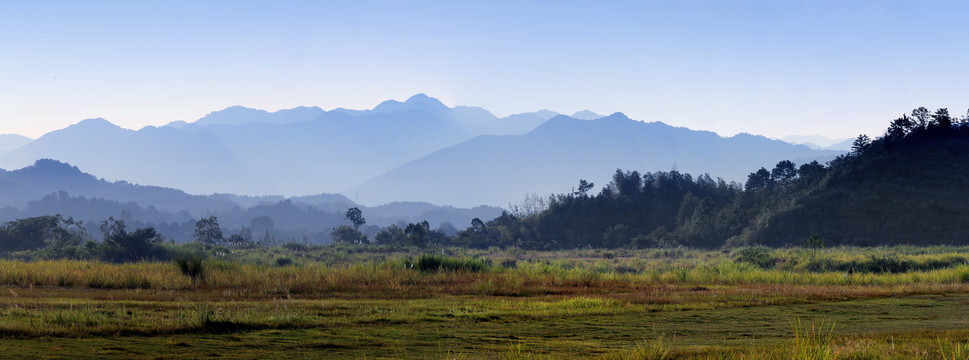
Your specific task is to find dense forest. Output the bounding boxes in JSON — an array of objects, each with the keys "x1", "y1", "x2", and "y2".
[{"x1": 1, "y1": 107, "x2": 968, "y2": 260}]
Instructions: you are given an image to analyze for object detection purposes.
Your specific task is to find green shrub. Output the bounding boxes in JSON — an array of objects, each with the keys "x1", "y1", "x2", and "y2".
[
  {"x1": 734, "y1": 247, "x2": 778, "y2": 269},
  {"x1": 501, "y1": 258, "x2": 518, "y2": 269}
]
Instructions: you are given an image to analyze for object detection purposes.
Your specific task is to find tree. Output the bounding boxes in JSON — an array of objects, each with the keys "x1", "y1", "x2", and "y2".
[
  {"x1": 331, "y1": 225, "x2": 368, "y2": 244},
  {"x1": 0, "y1": 215, "x2": 85, "y2": 252},
  {"x1": 745, "y1": 168, "x2": 772, "y2": 191},
  {"x1": 851, "y1": 134, "x2": 871, "y2": 154},
  {"x1": 345, "y1": 207, "x2": 366, "y2": 230},
  {"x1": 250, "y1": 216, "x2": 275, "y2": 235},
  {"x1": 404, "y1": 221, "x2": 431, "y2": 248},
  {"x1": 931, "y1": 108, "x2": 952, "y2": 130},
  {"x1": 100, "y1": 217, "x2": 160, "y2": 262},
  {"x1": 770, "y1": 160, "x2": 797, "y2": 187},
  {"x1": 886, "y1": 115, "x2": 914, "y2": 139},
  {"x1": 194, "y1": 216, "x2": 224, "y2": 246},
  {"x1": 470, "y1": 218, "x2": 486, "y2": 233},
  {"x1": 576, "y1": 179, "x2": 595, "y2": 196},
  {"x1": 374, "y1": 225, "x2": 406, "y2": 245},
  {"x1": 602, "y1": 224, "x2": 630, "y2": 248},
  {"x1": 797, "y1": 160, "x2": 826, "y2": 183},
  {"x1": 437, "y1": 222, "x2": 459, "y2": 237},
  {"x1": 805, "y1": 234, "x2": 825, "y2": 258},
  {"x1": 612, "y1": 169, "x2": 642, "y2": 197},
  {"x1": 912, "y1": 106, "x2": 930, "y2": 128},
  {"x1": 226, "y1": 226, "x2": 253, "y2": 247}
]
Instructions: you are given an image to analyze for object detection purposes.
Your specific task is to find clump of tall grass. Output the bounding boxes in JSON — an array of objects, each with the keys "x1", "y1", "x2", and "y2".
[
  {"x1": 503, "y1": 341, "x2": 533, "y2": 360},
  {"x1": 174, "y1": 256, "x2": 206, "y2": 284},
  {"x1": 939, "y1": 339, "x2": 969, "y2": 360},
  {"x1": 631, "y1": 337, "x2": 671, "y2": 360},
  {"x1": 791, "y1": 318, "x2": 839, "y2": 360},
  {"x1": 409, "y1": 254, "x2": 490, "y2": 273},
  {"x1": 603, "y1": 337, "x2": 671, "y2": 360}
]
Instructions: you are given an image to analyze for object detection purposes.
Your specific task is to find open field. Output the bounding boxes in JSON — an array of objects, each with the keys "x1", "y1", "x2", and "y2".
[{"x1": 3, "y1": 246, "x2": 969, "y2": 359}]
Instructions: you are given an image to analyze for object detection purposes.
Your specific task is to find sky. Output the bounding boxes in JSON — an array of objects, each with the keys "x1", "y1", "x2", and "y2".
[{"x1": 1, "y1": 0, "x2": 968, "y2": 139}]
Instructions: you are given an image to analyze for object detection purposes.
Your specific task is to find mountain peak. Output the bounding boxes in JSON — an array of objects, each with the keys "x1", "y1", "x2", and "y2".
[
  {"x1": 19, "y1": 159, "x2": 91, "y2": 179},
  {"x1": 75, "y1": 118, "x2": 119, "y2": 128},
  {"x1": 195, "y1": 106, "x2": 271, "y2": 126},
  {"x1": 405, "y1": 93, "x2": 435, "y2": 103},
  {"x1": 571, "y1": 110, "x2": 604, "y2": 120},
  {"x1": 373, "y1": 94, "x2": 450, "y2": 114},
  {"x1": 0, "y1": 134, "x2": 33, "y2": 153},
  {"x1": 605, "y1": 112, "x2": 629, "y2": 120}
]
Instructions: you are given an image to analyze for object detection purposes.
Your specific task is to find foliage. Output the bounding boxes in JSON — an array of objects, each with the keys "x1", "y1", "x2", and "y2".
[
  {"x1": 344, "y1": 207, "x2": 366, "y2": 229},
  {"x1": 446, "y1": 106, "x2": 969, "y2": 250},
  {"x1": 99, "y1": 217, "x2": 165, "y2": 262},
  {"x1": 806, "y1": 235, "x2": 826, "y2": 250},
  {"x1": 734, "y1": 247, "x2": 778, "y2": 269},
  {"x1": 374, "y1": 224, "x2": 406, "y2": 246},
  {"x1": 194, "y1": 216, "x2": 224, "y2": 246},
  {"x1": 0, "y1": 215, "x2": 86, "y2": 253},
  {"x1": 330, "y1": 225, "x2": 368, "y2": 245}
]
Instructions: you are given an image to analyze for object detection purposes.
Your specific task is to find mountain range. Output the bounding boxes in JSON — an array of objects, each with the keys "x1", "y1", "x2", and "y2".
[
  {"x1": 0, "y1": 159, "x2": 502, "y2": 242},
  {"x1": 778, "y1": 135, "x2": 853, "y2": 151},
  {"x1": 0, "y1": 94, "x2": 844, "y2": 208},
  {"x1": 352, "y1": 113, "x2": 844, "y2": 206}
]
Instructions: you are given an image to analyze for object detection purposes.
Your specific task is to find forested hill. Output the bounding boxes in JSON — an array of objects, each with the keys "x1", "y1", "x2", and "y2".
[
  {"x1": 461, "y1": 107, "x2": 969, "y2": 249},
  {"x1": 745, "y1": 108, "x2": 969, "y2": 246}
]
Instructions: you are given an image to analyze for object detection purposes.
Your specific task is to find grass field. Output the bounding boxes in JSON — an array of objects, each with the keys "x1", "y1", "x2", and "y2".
[{"x1": 3, "y1": 246, "x2": 969, "y2": 359}]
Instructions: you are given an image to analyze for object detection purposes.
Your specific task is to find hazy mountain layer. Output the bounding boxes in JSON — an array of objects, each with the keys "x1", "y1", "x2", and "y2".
[
  {"x1": 0, "y1": 134, "x2": 31, "y2": 153},
  {"x1": 0, "y1": 159, "x2": 501, "y2": 242},
  {"x1": 0, "y1": 94, "x2": 843, "y2": 209},
  {"x1": 353, "y1": 113, "x2": 843, "y2": 207},
  {"x1": 0, "y1": 94, "x2": 556, "y2": 196}
]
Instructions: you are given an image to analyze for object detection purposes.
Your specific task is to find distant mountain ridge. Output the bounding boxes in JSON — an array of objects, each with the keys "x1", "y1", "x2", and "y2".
[
  {"x1": 0, "y1": 94, "x2": 845, "y2": 208},
  {"x1": 779, "y1": 134, "x2": 852, "y2": 151},
  {"x1": 352, "y1": 113, "x2": 843, "y2": 207},
  {"x1": 0, "y1": 134, "x2": 32, "y2": 153},
  {"x1": 0, "y1": 159, "x2": 502, "y2": 242}
]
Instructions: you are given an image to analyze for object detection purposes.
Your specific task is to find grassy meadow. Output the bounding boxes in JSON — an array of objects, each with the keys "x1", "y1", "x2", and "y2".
[{"x1": 3, "y1": 246, "x2": 969, "y2": 358}]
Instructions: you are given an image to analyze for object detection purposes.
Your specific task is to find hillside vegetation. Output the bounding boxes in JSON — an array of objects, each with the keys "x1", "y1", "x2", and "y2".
[{"x1": 456, "y1": 107, "x2": 969, "y2": 249}]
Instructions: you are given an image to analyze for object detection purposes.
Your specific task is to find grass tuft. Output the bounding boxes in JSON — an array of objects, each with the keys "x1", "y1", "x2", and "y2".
[
  {"x1": 413, "y1": 254, "x2": 490, "y2": 273},
  {"x1": 631, "y1": 337, "x2": 672, "y2": 360},
  {"x1": 174, "y1": 256, "x2": 206, "y2": 284},
  {"x1": 791, "y1": 317, "x2": 839, "y2": 360}
]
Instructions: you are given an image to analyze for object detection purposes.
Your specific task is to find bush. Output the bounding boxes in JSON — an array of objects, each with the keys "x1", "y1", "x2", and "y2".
[
  {"x1": 500, "y1": 258, "x2": 518, "y2": 269},
  {"x1": 734, "y1": 246, "x2": 778, "y2": 269},
  {"x1": 856, "y1": 254, "x2": 912, "y2": 273}
]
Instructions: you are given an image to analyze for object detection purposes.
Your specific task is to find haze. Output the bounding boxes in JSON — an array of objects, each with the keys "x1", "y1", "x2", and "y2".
[{"x1": 3, "y1": 1, "x2": 968, "y2": 139}]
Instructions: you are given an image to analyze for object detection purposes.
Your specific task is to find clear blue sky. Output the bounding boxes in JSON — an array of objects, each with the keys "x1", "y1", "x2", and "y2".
[{"x1": 1, "y1": 0, "x2": 967, "y2": 139}]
